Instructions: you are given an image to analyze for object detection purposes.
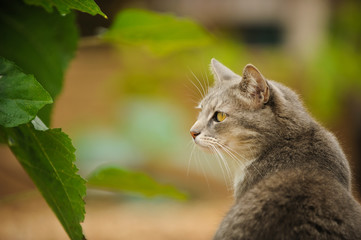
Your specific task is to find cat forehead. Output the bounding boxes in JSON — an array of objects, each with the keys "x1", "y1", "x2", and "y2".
[
  {"x1": 207, "y1": 78, "x2": 240, "y2": 96},
  {"x1": 201, "y1": 86, "x2": 238, "y2": 110},
  {"x1": 201, "y1": 92, "x2": 222, "y2": 109},
  {"x1": 202, "y1": 85, "x2": 228, "y2": 105},
  {"x1": 200, "y1": 81, "x2": 255, "y2": 111}
]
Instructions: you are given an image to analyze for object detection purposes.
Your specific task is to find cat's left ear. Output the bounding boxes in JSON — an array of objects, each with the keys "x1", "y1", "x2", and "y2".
[
  {"x1": 210, "y1": 58, "x2": 238, "y2": 83},
  {"x1": 240, "y1": 64, "x2": 270, "y2": 104}
]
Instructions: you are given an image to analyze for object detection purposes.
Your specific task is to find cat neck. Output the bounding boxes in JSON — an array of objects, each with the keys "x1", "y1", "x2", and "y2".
[{"x1": 234, "y1": 121, "x2": 351, "y2": 199}]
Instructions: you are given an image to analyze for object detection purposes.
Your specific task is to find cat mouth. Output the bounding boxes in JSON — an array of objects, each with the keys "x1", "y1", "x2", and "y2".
[
  {"x1": 194, "y1": 137, "x2": 224, "y2": 151},
  {"x1": 193, "y1": 138, "x2": 210, "y2": 149},
  {"x1": 194, "y1": 142, "x2": 215, "y2": 153}
]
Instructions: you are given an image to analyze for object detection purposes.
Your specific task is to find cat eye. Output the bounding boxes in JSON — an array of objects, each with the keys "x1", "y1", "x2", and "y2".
[{"x1": 214, "y1": 111, "x2": 227, "y2": 122}]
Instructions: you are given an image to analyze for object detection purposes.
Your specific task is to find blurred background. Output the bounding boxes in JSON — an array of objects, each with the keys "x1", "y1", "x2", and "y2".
[{"x1": 1, "y1": 0, "x2": 361, "y2": 239}]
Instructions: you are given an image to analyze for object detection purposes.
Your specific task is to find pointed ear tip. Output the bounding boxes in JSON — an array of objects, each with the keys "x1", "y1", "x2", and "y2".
[
  {"x1": 211, "y1": 58, "x2": 218, "y2": 65},
  {"x1": 243, "y1": 63, "x2": 260, "y2": 73},
  {"x1": 209, "y1": 59, "x2": 217, "y2": 74},
  {"x1": 244, "y1": 63, "x2": 256, "y2": 69}
]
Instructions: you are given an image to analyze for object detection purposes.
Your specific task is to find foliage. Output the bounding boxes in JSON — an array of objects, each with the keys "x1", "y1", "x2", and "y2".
[
  {"x1": 3, "y1": 123, "x2": 86, "y2": 240},
  {"x1": 0, "y1": 0, "x2": 78, "y2": 125},
  {"x1": 24, "y1": 0, "x2": 107, "y2": 18},
  {"x1": 304, "y1": 0, "x2": 361, "y2": 123},
  {"x1": 0, "y1": 2, "x2": 215, "y2": 239},
  {"x1": 0, "y1": 57, "x2": 52, "y2": 127},
  {"x1": 104, "y1": 9, "x2": 212, "y2": 55},
  {"x1": 88, "y1": 167, "x2": 187, "y2": 200},
  {"x1": 0, "y1": 0, "x2": 103, "y2": 239}
]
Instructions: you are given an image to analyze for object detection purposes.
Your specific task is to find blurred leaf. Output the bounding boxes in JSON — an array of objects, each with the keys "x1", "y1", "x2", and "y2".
[
  {"x1": 304, "y1": 1, "x2": 361, "y2": 123},
  {"x1": 23, "y1": 0, "x2": 107, "y2": 18},
  {"x1": 0, "y1": 57, "x2": 52, "y2": 127},
  {"x1": 3, "y1": 123, "x2": 86, "y2": 240},
  {"x1": 104, "y1": 9, "x2": 212, "y2": 55},
  {"x1": 0, "y1": 0, "x2": 78, "y2": 125},
  {"x1": 305, "y1": 42, "x2": 361, "y2": 123},
  {"x1": 305, "y1": 45, "x2": 339, "y2": 122},
  {"x1": 88, "y1": 167, "x2": 187, "y2": 200}
]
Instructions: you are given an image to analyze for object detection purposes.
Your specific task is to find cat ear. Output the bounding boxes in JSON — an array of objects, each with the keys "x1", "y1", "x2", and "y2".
[
  {"x1": 210, "y1": 58, "x2": 238, "y2": 83},
  {"x1": 240, "y1": 64, "x2": 270, "y2": 104}
]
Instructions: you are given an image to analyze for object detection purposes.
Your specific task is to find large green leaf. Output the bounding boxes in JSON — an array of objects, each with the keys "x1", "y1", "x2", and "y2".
[
  {"x1": 23, "y1": 0, "x2": 107, "y2": 18},
  {"x1": 3, "y1": 123, "x2": 86, "y2": 240},
  {"x1": 88, "y1": 167, "x2": 187, "y2": 200},
  {"x1": 104, "y1": 9, "x2": 212, "y2": 55},
  {"x1": 0, "y1": 57, "x2": 53, "y2": 127},
  {"x1": 0, "y1": 0, "x2": 78, "y2": 125}
]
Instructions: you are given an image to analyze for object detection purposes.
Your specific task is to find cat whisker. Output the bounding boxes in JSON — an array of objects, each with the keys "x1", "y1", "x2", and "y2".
[
  {"x1": 219, "y1": 143, "x2": 248, "y2": 163},
  {"x1": 189, "y1": 140, "x2": 213, "y2": 190},
  {"x1": 187, "y1": 141, "x2": 196, "y2": 176},
  {"x1": 214, "y1": 142, "x2": 245, "y2": 169},
  {"x1": 200, "y1": 69, "x2": 210, "y2": 95},
  {"x1": 195, "y1": 136, "x2": 262, "y2": 190},
  {"x1": 211, "y1": 143, "x2": 249, "y2": 190},
  {"x1": 211, "y1": 141, "x2": 242, "y2": 175},
  {"x1": 222, "y1": 143, "x2": 264, "y2": 179},
  {"x1": 206, "y1": 139, "x2": 265, "y2": 183},
  {"x1": 214, "y1": 146, "x2": 232, "y2": 180},
  {"x1": 198, "y1": 149, "x2": 212, "y2": 190},
  {"x1": 203, "y1": 137, "x2": 247, "y2": 167},
  {"x1": 187, "y1": 75, "x2": 205, "y2": 99},
  {"x1": 206, "y1": 143, "x2": 226, "y2": 182},
  {"x1": 204, "y1": 139, "x2": 233, "y2": 188},
  {"x1": 183, "y1": 83, "x2": 203, "y2": 105},
  {"x1": 188, "y1": 68, "x2": 207, "y2": 98},
  {"x1": 204, "y1": 69, "x2": 210, "y2": 92}
]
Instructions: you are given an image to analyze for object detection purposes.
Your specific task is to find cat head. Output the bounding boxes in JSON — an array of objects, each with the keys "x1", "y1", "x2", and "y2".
[{"x1": 190, "y1": 58, "x2": 309, "y2": 161}]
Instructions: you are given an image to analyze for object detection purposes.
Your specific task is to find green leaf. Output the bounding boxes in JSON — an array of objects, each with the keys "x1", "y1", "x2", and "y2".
[
  {"x1": 0, "y1": 0, "x2": 78, "y2": 125},
  {"x1": 3, "y1": 123, "x2": 86, "y2": 240},
  {"x1": 88, "y1": 167, "x2": 187, "y2": 200},
  {"x1": 0, "y1": 57, "x2": 53, "y2": 128},
  {"x1": 104, "y1": 9, "x2": 212, "y2": 55},
  {"x1": 23, "y1": 0, "x2": 107, "y2": 18}
]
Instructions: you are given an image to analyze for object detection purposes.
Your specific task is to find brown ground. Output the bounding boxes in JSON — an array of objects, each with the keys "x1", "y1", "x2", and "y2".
[
  {"x1": 0, "y1": 187, "x2": 231, "y2": 240},
  {"x1": 0, "y1": 142, "x2": 232, "y2": 240}
]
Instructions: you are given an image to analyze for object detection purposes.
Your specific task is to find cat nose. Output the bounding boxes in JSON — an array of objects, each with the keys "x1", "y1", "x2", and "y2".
[{"x1": 190, "y1": 131, "x2": 200, "y2": 139}]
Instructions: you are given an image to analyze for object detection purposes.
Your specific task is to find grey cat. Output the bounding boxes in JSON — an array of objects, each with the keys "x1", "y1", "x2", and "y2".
[{"x1": 190, "y1": 59, "x2": 361, "y2": 240}]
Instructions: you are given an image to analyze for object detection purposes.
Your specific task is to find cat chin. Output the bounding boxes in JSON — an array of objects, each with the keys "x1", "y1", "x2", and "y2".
[{"x1": 193, "y1": 141, "x2": 214, "y2": 152}]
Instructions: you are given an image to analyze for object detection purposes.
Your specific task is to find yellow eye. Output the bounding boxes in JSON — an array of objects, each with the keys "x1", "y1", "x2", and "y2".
[{"x1": 215, "y1": 112, "x2": 227, "y2": 122}]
